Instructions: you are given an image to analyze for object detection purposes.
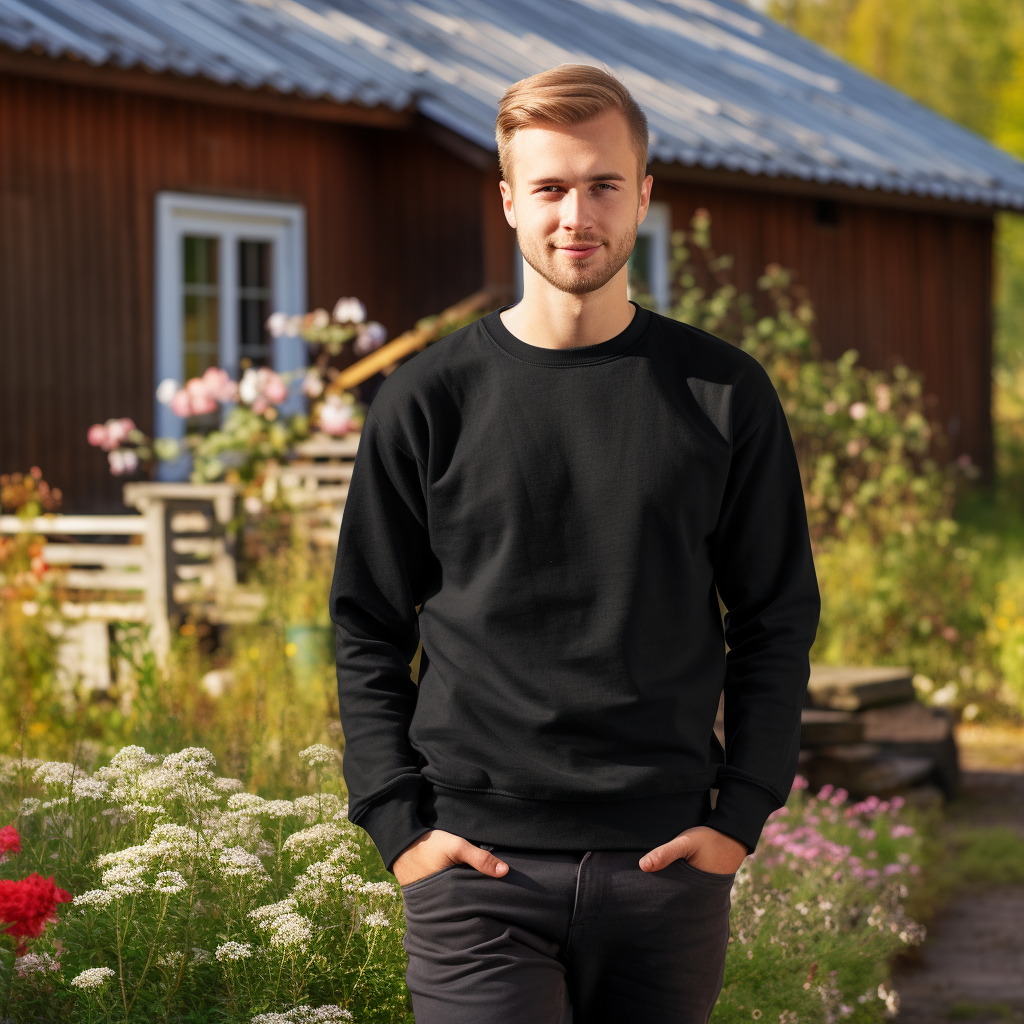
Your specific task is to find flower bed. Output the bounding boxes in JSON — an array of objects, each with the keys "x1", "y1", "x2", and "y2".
[
  {"x1": 0, "y1": 745, "x2": 408, "y2": 1023},
  {"x1": 712, "y1": 779, "x2": 931, "y2": 1024},
  {"x1": 0, "y1": 743, "x2": 932, "y2": 1024}
]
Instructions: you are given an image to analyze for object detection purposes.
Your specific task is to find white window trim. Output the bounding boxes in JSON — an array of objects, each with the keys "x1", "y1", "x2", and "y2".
[
  {"x1": 512, "y1": 199, "x2": 672, "y2": 311},
  {"x1": 632, "y1": 200, "x2": 672, "y2": 311},
  {"x1": 154, "y1": 192, "x2": 307, "y2": 479}
]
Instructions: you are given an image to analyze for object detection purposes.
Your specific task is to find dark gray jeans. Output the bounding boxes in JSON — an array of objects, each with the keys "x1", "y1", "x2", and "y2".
[{"x1": 400, "y1": 844, "x2": 735, "y2": 1023}]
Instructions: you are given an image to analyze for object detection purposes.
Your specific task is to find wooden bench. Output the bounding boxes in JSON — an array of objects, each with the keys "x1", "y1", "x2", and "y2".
[
  {"x1": 266, "y1": 433, "x2": 360, "y2": 548},
  {"x1": 0, "y1": 511, "x2": 165, "y2": 690}
]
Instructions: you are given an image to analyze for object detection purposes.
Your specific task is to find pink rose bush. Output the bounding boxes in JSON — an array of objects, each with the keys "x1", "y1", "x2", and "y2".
[
  {"x1": 85, "y1": 295, "x2": 379, "y2": 489},
  {"x1": 268, "y1": 296, "x2": 387, "y2": 359},
  {"x1": 85, "y1": 418, "x2": 151, "y2": 476}
]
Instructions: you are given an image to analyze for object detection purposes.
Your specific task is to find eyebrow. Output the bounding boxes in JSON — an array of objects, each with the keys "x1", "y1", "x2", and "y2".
[{"x1": 527, "y1": 172, "x2": 628, "y2": 186}]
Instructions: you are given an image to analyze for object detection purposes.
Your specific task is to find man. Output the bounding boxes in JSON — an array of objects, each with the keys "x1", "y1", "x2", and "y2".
[{"x1": 331, "y1": 64, "x2": 820, "y2": 1023}]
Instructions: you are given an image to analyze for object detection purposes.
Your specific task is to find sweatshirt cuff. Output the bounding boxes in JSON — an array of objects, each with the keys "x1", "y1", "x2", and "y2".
[
  {"x1": 349, "y1": 779, "x2": 433, "y2": 873},
  {"x1": 704, "y1": 777, "x2": 785, "y2": 855}
]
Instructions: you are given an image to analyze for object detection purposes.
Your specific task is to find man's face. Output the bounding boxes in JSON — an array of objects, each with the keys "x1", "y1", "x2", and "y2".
[{"x1": 500, "y1": 108, "x2": 653, "y2": 296}]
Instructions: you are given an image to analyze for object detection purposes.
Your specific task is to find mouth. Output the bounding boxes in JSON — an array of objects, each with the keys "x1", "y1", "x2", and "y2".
[{"x1": 556, "y1": 243, "x2": 602, "y2": 260}]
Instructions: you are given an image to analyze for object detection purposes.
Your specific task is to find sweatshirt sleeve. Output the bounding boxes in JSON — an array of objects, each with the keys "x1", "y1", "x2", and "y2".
[
  {"x1": 704, "y1": 389, "x2": 821, "y2": 854},
  {"x1": 330, "y1": 408, "x2": 436, "y2": 872}
]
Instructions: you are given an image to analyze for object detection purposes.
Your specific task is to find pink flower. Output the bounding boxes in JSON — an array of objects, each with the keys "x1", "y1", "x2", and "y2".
[
  {"x1": 261, "y1": 371, "x2": 288, "y2": 406},
  {"x1": 353, "y1": 321, "x2": 387, "y2": 355},
  {"x1": 817, "y1": 784, "x2": 834, "y2": 800},
  {"x1": 200, "y1": 367, "x2": 238, "y2": 404},
  {"x1": 791, "y1": 775, "x2": 809, "y2": 791},
  {"x1": 108, "y1": 450, "x2": 139, "y2": 476},
  {"x1": 318, "y1": 395, "x2": 356, "y2": 436},
  {"x1": 848, "y1": 402, "x2": 867, "y2": 420},
  {"x1": 891, "y1": 824, "x2": 915, "y2": 838},
  {"x1": 87, "y1": 424, "x2": 108, "y2": 448}
]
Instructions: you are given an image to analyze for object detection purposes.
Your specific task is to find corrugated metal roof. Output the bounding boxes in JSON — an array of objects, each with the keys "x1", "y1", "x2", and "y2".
[{"x1": 3, "y1": 0, "x2": 1024, "y2": 208}]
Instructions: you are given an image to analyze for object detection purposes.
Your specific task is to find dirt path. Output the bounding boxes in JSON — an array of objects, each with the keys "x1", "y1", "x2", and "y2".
[{"x1": 891, "y1": 726, "x2": 1024, "y2": 1024}]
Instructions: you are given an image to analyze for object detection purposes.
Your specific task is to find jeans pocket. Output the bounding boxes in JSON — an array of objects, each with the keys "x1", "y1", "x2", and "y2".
[
  {"x1": 399, "y1": 862, "x2": 465, "y2": 895},
  {"x1": 672, "y1": 856, "x2": 736, "y2": 884}
]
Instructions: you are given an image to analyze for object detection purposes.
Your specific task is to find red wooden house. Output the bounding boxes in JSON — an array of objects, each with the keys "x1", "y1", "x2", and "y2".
[{"x1": 2, "y1": 0, "x2": 1023, "y2": 509}]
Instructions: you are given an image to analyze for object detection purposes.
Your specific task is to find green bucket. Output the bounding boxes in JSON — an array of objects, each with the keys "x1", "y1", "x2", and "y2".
[{"x1": 284, "y1": 624, "x2": 332, "y2": 681}]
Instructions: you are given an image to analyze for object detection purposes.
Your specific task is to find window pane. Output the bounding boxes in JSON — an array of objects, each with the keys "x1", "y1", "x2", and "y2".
[
  {"x1": 238, "y1": 240, "x2": 273, "y2": 369},
  {"x1": 182, "y1": 236, "x2": 219, "y2": 382}
]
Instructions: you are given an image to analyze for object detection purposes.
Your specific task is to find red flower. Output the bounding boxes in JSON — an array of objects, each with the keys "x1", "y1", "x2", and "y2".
[
  {"x1": 0, "y1": 825, "x2": 21, "y2": 857},
  {"x1": 0, "y1": 874, "x2": 72, "y2": 954}
]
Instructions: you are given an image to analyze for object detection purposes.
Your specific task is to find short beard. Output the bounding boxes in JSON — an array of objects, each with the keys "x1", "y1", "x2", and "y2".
[{"x1": 517, "y1": 221, "x2": 638, "y2": 296}]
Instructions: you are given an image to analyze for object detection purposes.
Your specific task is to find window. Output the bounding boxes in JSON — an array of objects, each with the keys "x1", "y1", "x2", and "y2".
[
  {"x1": 154, "y1": 194, "x2": 306, "y2": 478},
  {"x1": 628, "y1": 201, "x2": 671, "y2": 310}
]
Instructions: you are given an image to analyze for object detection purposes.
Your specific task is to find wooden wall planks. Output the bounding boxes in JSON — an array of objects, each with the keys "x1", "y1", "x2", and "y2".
[
  {"x1": 0, "y1": 68, "x2": 996, "y2": 509},
  {"x1": 0, "y1": 71, "x2": 482, "y2": 510},
  {"x1": 654, "y1": 180, "x2": 994, "y2": 478}
]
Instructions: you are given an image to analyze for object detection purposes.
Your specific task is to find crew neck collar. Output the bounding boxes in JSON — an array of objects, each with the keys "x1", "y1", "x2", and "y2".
[{"x1": 482, "y1": 301, "x2": 653, "y2": 367}]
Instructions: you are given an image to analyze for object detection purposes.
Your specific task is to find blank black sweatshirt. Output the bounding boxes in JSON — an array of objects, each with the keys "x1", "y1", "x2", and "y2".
[{"x1": 330, "y1": 302, "x2": 821, "y2": 872}]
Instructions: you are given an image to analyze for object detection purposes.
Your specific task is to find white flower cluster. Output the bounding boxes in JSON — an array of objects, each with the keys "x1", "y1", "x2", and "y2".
[
  {"x1": 70, "y1": 966, "x2": 116, "y2": 989},
  {"x1": 268, "y1": 914, "x2": 314, "y2": 950},
  {"x1": 163, "y1": 747, "x2": 218, "y2": 781},
  {"x1": 215, "y1": 941, "x2": 253, "y2": 962},
  {"x1": 251, "y1": 1005, "x2": 354, "y2": 1023},
  {"x1": 154, "y1": 870, "x2": 189, "y2": 895},
  {"x1": 32, "y1": 762, "x2": 79, "y2": 787},
  {"x1": 228, "y1": 792, "x2": 268, "y2": 813},
  {"x1": 213, "y1": 776, "x2": 245, "y2": 793},
  {"x1": 292, "y1": 794, "x2": 343, "y2": 824},
  {"x1": 249, "y1": 898, "x2": 314, "y2": 951},
  {"x1": 73, "y1": 889, "x2": 115, "y2": 909},
  {"x1": 297, "y1": 744, "x2": 338, "y2": 769},
  {"x1": 14, "y1": 952, "x2": 61, "y2": 977},
  {"x1": 218, "y1": 846, "x2": 272, "y2": 886},
  {"x1": 282, "y1": 823, "x2": 343, "y2": 858},
  {"x1": 72, "y1": 777, "x2": 109, "y2": 800}
]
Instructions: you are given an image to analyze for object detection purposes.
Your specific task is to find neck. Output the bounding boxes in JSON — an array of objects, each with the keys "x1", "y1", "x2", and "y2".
[{"x1": 500, "y1": 260, "x2": 636, "y2": 350}]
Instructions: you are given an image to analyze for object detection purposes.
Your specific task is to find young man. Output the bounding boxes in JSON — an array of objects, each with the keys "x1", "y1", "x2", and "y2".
[{"x1": 331, "y1": 64, "x2": 820, "y2": 1023}]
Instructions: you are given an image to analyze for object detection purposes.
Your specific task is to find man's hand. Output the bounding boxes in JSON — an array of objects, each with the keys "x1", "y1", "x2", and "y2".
[
  {"x1": 393, "y1": 829, "x2": 510, "y2": 887},
  {"x1": 639, "y1": 825, "x2": 748, "y2": 875}
]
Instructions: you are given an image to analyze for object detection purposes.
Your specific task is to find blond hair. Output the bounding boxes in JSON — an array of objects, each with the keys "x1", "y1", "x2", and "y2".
[{"x1": 495, "y1": 64, "x2": 649, "y2": 186}]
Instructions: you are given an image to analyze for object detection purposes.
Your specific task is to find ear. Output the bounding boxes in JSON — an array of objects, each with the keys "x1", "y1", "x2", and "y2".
[
  {"x1": 636, "y1": 173, "x2": 654, "y2": 227},
  {"x1": 499, "y1": 180, "x2": 518, "y2": 230}
]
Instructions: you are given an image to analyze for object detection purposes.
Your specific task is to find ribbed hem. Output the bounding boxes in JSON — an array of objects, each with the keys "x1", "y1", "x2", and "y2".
[
  {"x1": 351, "y1": 782, "x2": 432, "y2": 873},
  {"x1": 704, "y1": 777, "x2": 783, "y2": 854},
  {"x1": 419, "y1": 784, "x2": 714, "y2": 852}
]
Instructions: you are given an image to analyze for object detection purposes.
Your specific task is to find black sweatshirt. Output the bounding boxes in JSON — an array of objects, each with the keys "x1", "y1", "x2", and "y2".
[{"x1": 330, "y1": 302, "x2": 821, "y2": 872}]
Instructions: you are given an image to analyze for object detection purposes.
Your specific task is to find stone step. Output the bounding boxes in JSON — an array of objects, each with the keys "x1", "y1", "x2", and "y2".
[
  {"x1": 800, "y1": 709, "x2": 865, "y2": 746},
  {"x1": 806, "y1": 664, "x2": 916, "y2": 711}
]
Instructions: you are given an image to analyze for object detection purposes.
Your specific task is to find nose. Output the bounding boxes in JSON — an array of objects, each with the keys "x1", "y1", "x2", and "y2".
[{"x1": 559, "y1": 188, "x2": 592, "y2": 235}]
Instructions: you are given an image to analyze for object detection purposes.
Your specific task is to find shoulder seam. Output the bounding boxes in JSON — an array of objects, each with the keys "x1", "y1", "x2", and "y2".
[
  {"x1": 367, "y1": 407, "x2": 424, "y2": 468},
  {"x1": 734, "y1": 393, "x2": 779, "y2": 450}
]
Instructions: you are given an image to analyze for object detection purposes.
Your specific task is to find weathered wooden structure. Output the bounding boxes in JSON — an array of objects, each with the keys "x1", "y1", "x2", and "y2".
[{"x1": 2, "y1": 0, "x2": 1024, "y2": 509}]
